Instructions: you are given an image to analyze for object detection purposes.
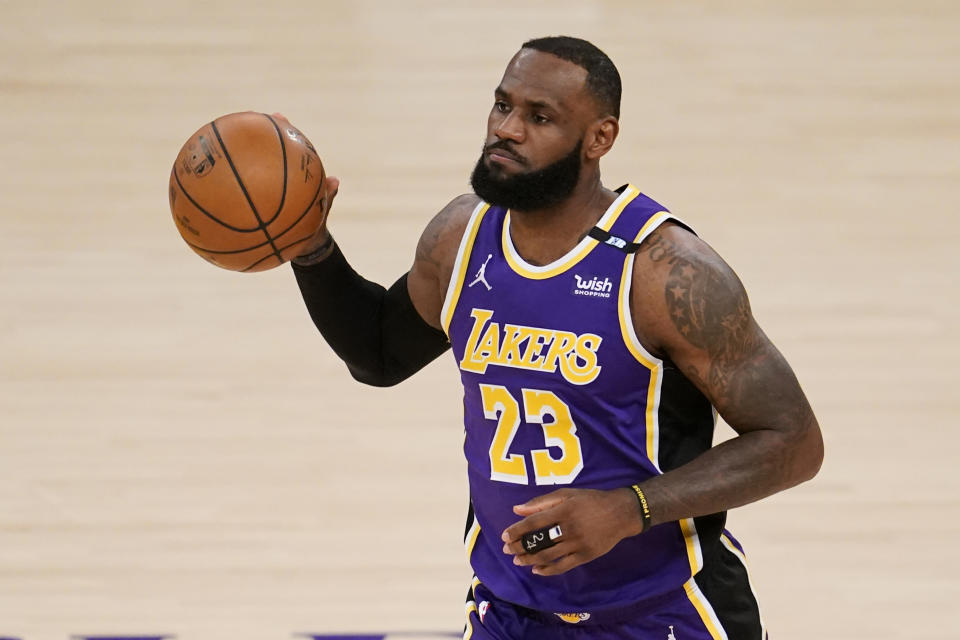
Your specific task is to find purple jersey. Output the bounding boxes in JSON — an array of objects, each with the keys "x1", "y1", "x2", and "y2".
[{"x1": 442, "y1": 185, "x2": 726, "y2": 616}]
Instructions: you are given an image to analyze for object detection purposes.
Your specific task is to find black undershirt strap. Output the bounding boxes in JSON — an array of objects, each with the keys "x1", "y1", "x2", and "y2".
[{"x1": 587, "y1": 226, "x2": 643, "y2": 254}]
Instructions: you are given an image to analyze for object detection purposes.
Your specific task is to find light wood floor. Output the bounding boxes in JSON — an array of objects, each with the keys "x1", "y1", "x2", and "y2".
[{"x1": 1, "y1": 1, "x2": 958, "y2": 638}]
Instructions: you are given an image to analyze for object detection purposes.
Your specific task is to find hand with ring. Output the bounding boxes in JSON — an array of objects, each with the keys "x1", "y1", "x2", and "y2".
[{"x1": 501, "y1": 487, "x2": 646, "y2": 576}]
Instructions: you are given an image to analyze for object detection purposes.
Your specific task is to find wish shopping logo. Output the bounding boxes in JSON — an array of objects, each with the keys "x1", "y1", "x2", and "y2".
[{"x1": 571, "y1": 274, "x2": 613, "y2": 299}]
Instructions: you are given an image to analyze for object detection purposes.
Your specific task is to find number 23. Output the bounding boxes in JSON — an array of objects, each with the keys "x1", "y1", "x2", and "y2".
[{"x1": 479, "y1": 384, "x2": 584, "y2": 485}]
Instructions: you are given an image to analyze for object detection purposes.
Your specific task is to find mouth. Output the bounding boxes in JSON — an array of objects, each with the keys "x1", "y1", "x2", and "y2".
[{"x1": 485, "y1": 145, "x2": 524, "y2": 167}]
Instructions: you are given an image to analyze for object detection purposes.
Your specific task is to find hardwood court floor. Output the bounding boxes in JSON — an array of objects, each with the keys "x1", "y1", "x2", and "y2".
[{"x1": 0, "y1": 1, "x2": 957, "y2": 639}]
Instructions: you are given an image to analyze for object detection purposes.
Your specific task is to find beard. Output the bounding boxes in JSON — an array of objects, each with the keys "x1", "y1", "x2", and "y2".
[{"x1": 470, "y1": 139, "x2": 582, "y2": 212}]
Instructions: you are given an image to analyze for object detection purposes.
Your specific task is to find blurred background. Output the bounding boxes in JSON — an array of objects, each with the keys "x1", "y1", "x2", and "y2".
[{"x1": 1, "y1": 1, "x2": 958, "y2": 638}]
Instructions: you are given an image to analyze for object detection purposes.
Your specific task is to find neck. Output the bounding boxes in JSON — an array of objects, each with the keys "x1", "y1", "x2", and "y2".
[{"x1": 508, "y1": 169, "x2": 616, "y2": 266}]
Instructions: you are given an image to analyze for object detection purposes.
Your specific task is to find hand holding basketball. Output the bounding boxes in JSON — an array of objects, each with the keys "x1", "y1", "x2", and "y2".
[
  {"x1": 168, "y1": 111, "x2": 335, "y2": 272},
  {"x1": 271, "y1": 113, "x2": 341, "y2": 261}
]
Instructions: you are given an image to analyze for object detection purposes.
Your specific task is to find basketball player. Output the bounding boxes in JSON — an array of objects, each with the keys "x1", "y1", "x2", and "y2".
[{"x1": 289, "y1": 37, "x2": 823, "y2": 639}]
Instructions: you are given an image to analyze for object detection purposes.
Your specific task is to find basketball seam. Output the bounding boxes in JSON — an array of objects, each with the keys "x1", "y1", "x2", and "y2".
[
  {"x1": 183, "y1": 177, "x2": 324, "y2": 256},
  {"x1": 265, "y1": 114, "x2": 289, "y2": 226},
  {"x1": 240, "y1": 234, "x2": 314, "y2": 272},
  {"x1": 172, "y1": 167, "x2": 262, "y2": 233},
  {"x1": 210, "y1": 118, "x2": 283, "y2": 262}
]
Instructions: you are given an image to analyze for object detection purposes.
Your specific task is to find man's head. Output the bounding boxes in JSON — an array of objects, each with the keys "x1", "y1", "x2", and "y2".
[{"x1": 470, "y1": 36, "x2": 621, "y2": 211}]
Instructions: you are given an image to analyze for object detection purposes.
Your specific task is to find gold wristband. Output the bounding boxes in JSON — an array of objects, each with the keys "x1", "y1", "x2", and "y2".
[{"x1": 630, "y1": 484, "x2": 652, "y2": 532}]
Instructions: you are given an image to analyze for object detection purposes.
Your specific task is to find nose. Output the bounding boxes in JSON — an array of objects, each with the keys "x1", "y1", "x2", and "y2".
[{"x1": 494, "y1": 111, "x2": 524, "y2": 143}]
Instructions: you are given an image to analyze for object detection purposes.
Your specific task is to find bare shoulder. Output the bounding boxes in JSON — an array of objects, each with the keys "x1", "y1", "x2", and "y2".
[
  {"x1": 630, "y1": 221, "x2": 750, "y2": 359},
  {"x1": 630, "y1": 222, "x2": 819, "y2": 463},
  {"x1": 408, "y1": 193, "x2": 482, "y2": 330},
  {"x1": 415, "y1": 193, "x2": 482, "y2": 277},
  {"x1": 631, "y1": 221, "x2": 795, "y2": 428}
]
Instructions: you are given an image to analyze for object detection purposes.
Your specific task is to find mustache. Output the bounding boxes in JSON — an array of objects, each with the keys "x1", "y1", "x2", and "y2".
[{"x1": 484, "y1": 140, "x2": 528, "y2": 165}]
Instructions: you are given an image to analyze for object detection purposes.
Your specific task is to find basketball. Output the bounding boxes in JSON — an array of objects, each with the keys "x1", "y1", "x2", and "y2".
[{"x1": 168, "y1": 111, "x2": 326, "y2": 272}]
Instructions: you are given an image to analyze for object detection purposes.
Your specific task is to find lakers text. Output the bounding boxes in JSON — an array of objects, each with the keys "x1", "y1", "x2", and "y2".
[{"x1": 459, "y1": 308, "x2": 602, "y2": 385}]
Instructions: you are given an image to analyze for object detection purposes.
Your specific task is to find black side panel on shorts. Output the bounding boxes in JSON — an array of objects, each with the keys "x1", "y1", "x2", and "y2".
[
  {"x1": 656, "y1": 360, "x2": 765, "y2": 638},
  {"x1": 697, "y1": 540, "x2": 765, "y2": 639}
]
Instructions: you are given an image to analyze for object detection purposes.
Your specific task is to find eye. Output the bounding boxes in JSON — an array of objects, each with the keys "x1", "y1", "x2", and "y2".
[
  {"x1": 494, "y1": 101, "x2": 509, "y2": 113},
  {"x1": 533, "y1": 114, "x2": 550, "y2": 124}
]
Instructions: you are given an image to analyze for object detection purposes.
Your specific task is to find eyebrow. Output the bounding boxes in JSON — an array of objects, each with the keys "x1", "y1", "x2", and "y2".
[{"x1": 495, "y1": 87, "x2": 561, "y2": 112}]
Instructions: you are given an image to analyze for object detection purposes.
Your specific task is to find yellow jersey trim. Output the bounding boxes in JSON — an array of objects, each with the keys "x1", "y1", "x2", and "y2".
[
  {"x1": 616, "y1": 210, "x2": 687, "y2": 467},
  {"x1": 616, "y1": 209, "x2": 688, "y2": 368},
  {"x1": 463, "y1": 575, "x2": 483, "y2": 640},
  {"x1": 644, "y1": 368, "x2": 662, "y2": 469},
  {"x1": 618, "y1": 254, "x2": 663, "y2": 469},
  {"x1": 632, "y1": 210, "x2": 672, "y2": 246},
  {"x1": 464, "y1": 515, "x2": 482, "y2": 558},
  {"x1": 617, "y1": 256, "x2": 659, "y2": 371},
  {"x1": 501, "y1": 185, "x2": 641, "y2": 280},
  {"x1": 463, "y1": 601, "x2": 478, "y2": 640},
  {"x1": 441, "y1": 202, "x2": 491, "y2": 335},
  {"x1": 720, "y1": 532, "x2": 746, "y2": 563},
  {"x1": 680, "y1": 517, "x2": 704, "y2": 575},
  {"x1": 684, "y1": 578, "x2": 728, "y2": 639}
]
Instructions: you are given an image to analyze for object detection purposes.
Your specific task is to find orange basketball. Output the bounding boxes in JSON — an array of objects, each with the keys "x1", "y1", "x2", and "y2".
[{"x1": 168, "y1": 112, "x2": 325, "y2": 272}]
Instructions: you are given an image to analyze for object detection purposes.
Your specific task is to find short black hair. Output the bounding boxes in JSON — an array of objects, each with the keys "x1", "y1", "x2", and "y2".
[{"x1": 522, "y1": 36, "x2": 621, "y2": 119}]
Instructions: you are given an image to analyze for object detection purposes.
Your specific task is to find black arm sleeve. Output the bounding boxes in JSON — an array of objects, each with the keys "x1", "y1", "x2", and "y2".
[{"x1": 291, "y1": 243, "x2": 451, "y2": 387}]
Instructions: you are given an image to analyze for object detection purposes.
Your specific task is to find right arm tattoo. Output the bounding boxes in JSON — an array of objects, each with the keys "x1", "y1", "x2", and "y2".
[{"x1": 633, "y1": 225, "x2": 823, "y2": 524}]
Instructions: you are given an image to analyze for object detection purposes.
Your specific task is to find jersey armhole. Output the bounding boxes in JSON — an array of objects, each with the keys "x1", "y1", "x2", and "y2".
[
  {"x1": 440, "y1": 201, "x2": 490, "y2": 336},
  {"x1": 617, "y1": 212, "x2": 695, "y2": 367}
]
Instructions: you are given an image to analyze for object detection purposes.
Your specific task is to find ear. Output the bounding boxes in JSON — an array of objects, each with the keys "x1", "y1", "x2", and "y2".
[{"x1": 584, "y1": 116, "x2": 619, "y2": 161}]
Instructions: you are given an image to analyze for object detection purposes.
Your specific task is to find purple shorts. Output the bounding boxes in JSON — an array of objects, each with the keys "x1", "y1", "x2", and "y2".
[{"x1": 465, "y1": 532, "x2": 767, "y2": 640}]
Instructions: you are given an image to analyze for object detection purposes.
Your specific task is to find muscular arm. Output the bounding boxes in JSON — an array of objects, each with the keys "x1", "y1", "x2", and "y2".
[
  {"x1": 292, "y1": 192, "x2": 477, "y2": 386},
  {"x1": 406, "y1": 194, "x2": 480, "y2": 330},
  {"x1": 503, "y1": 223, "x2": 823, "y2": 576},
  {"x1": 631, "y1": 222, "x2": 824, "y2": 526}
]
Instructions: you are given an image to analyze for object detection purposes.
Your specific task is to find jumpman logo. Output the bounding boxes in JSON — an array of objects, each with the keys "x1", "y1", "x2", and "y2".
[
  {"x1": 469, "y1": 254, "x2": 493, "y2": 290},
  {"x1": 667, "y1": 625, "x2": 677, "y2": 640}
]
